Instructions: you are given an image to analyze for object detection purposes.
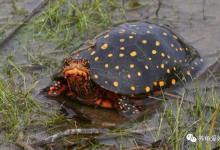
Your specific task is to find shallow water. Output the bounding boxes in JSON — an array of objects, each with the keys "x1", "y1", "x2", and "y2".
[{"x1": 0, "y1": 0, "x2": 220, "y2": 149}]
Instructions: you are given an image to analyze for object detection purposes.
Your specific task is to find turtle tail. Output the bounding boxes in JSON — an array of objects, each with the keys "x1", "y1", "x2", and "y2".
[
  {"x1": 180, "y1": 55, "x2": 204, "y2": 82},
  {"x1": 177, "y1": 48, "x2": 220, "y2": 84}
]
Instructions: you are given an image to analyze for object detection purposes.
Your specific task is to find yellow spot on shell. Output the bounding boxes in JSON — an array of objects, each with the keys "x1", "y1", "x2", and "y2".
[
  {"x1": 137, "y1": 72, "x2": 142, "y2": 76},
  {"x1": 173, "y1": 35, "x2": 178, "y2": 39},
  {"x1": 94, "y1": 74, "x2": 98, "y2": 79},
  {"x1": 90, "y1": 51, "x2": 96, "y2": 55},
  {"x1": 127, "y1": 74, "x2": 131, "y2": 79},
  {"x1": 161, "y1": 52, "x2": 165, "y2": 57},
  {"x1": 142, "y1": 40, "x2": 148, "y2": 44},
  {"x1": 130, "y1": 86, "x2": 136, "y2": 91},
  {"x1": 163, "y1": 32, "x2": 168, "y2": 36},
  {"x1": 156, "y1": 41, "x2": 160, "y2": 46},
  {"x1": 167, "y1": 68, "x2": 171, "y2": 73},
  {"x1": 101, "y1": 43, "x2": 108, "y2": 50},
  {"x1": 159, "y1": 81, "x2": 165, "y2": 87},
  {"x1": 119, "y1": 29, "x2": 126, "y2": 33},
  {"x1": 148, "y1": 57, "x2": 152, "y2": 61},
  {"x1": 104, "y1": 64, "x2": 109, "y2": 68},
  {"x1": 173, "y1": 67, "x2": 177, "y2": 71},
  {"x1": 129, "y1": 35, "x2": 134, "y2": 39},
  {"x1": 115, "y1": 65, "x2": 119, "y2": 70},
  {"x1": 161, "y1": 64, "x2": 165, "y2": 69},
  {"x1": 171, "y1": 79, "x2": 176, "y2": 85},
  {"x1": 94, "y1": 57, "x2": 99, "y2": 61},
  {"x1": 104, "y1": 34, "x2": 109, "y2": 38},
  {"x1": 145, "y1": 65, "x2": 149, "y2": 70},
  {"x1": 113, "y1": 81, "x2": 119, "y2": 87},
  {"x1": 152, "y1": 50, "x2": 157, "y2": 55},
  {"x1": 120, "y1": 39, "x2": 125, "y2": 42},
  {"x1": 131, "y1": 32, "x2": 136, "y2": 35},
  {"x1": 130, "y1": 64, "x2": 135, "y2": 68},
  {"x1": 120, "y1": 47, "x2": 125, "y2": 50},
  {"x1": 119, "y1": 53, "x2": 124, "y2": 57},
  {"x1": 153, "y1": 82, "x2": 157, "y2": 86},
  {"x1": 179, "y1": 48, "x2": 183, "y2": 51},
  {"x1": 108, "y1": 53, "x2": 113, "y2": 57},
  {"x1": 145, "y1": 86, "x2": 151, "y2": 92},
  {"x1": 130, "y1": 51, "x2": 137, "y2": 57}
]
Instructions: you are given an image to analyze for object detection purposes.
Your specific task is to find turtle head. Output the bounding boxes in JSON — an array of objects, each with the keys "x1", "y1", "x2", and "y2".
[
  {"x1": 62, "y1": 57, "x2": 91, "y2": 96},
  {"x1": 48, "y1": 57, "x2": 91, "y2": 97}
]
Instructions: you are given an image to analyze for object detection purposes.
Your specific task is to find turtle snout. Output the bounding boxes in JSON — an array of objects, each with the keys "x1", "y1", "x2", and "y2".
[{"x1": 63, "y1": 68, "x2": 90, "y2": 81}]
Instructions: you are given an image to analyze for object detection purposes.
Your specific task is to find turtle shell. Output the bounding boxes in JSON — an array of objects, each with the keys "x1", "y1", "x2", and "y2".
[{"x1": 71, "y1": 22, "x2": 203, "y2": 96}]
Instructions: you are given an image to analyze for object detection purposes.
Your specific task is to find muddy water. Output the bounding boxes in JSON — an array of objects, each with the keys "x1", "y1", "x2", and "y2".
[{"x1": 0, "y1": 0, "x2": 220, "y2": 149}]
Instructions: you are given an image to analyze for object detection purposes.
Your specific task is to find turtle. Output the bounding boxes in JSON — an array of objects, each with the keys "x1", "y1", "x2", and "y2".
[{"x1": 47, "y1": 21, "x2": 203, "y2": 116}]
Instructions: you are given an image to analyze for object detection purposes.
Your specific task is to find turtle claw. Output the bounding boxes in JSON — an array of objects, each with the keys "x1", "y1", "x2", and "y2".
[
  {"x1": 117, "y1": 97, "x2": 140, "y2": 118},
  {"x1": 48, "y1": 81, "x2": 66, "y2": 97}
]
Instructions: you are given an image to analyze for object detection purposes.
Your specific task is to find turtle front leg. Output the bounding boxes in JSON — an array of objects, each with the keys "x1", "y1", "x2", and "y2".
[
  {"x1": 48, "y1": 81, "x2": 67, "y2": 96},
  {"x1": 116, "y1": 96, "x2": 140, "y2": 117},
  {"x1": 48, "y1": 80, "x2": 76, "y2": 97}
]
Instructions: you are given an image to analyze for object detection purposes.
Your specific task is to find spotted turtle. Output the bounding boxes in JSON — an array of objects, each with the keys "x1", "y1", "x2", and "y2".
[{"x1": 47, "y1": 22, "x2": 203, "y2": 116}]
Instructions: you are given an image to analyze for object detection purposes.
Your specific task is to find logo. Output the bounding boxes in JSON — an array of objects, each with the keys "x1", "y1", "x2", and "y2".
[{"x1": 186, "y1": 134, "x2": 197, "y2": 143}]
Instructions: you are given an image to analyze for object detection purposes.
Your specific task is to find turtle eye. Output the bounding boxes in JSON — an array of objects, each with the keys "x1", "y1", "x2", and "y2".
[
  {"x1": 83, "y1": 60, "x2": 89, "y2": 67},
  {"x1": 63, "y1": 57, "x2": 72, "y2": 66}
]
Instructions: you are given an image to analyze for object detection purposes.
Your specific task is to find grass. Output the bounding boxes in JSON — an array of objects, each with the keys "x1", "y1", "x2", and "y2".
[
  {"x1": 33, "y1": 0, "x2": 121, "y2": 49},
  {"x1": 0, "y1": 55, "x2": 66, "y2": 143},
  {"x1": 0, "y1": 0, "x2": 220, "y2": 149},
  {"x1": 0, "y1": 75, "x2": 39, "y2": 141},
  {"x1": 10, "y1": 0, "x2": 28, "y2": 16},
  {"x1": 154, "y1": 84, "x2": 220, "y2": 149}
]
